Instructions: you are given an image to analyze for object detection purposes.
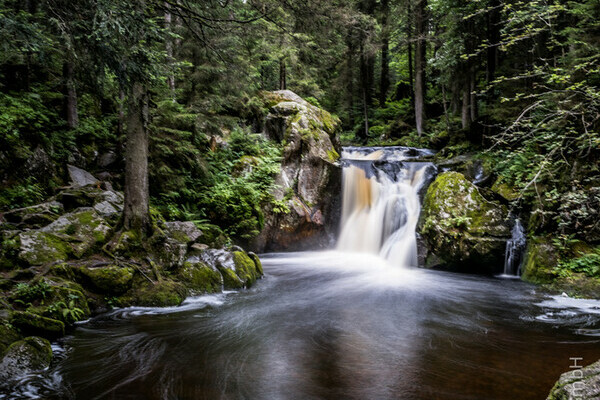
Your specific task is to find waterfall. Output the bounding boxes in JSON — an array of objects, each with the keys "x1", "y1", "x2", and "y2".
[
  {"x1": 503, "y1": 218, "x2": 526, "y2": 276},
  {"x1": 337, "y1": 147, "x2": 436, "y2": 267}
]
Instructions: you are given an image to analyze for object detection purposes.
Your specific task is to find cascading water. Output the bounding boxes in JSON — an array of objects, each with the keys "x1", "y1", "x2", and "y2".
[
  {"x1": 337, "y1": 146, "x2": 436, "y2": 267},
  {"x1": 503, "y1": 218, "x2": 526, "y2": 276}
]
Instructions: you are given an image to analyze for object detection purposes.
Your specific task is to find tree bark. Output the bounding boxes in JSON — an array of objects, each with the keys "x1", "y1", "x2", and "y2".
[
  {"x1": 123, "y1": 81, "x2": 151, "y2": 234},
  {"x1": 470, "y1": 70, "x2": 478, "y2": 122},
  {"x1": 407, "y1": 0, "x2": 414, "y2": 103},
  {"x1": 279, "y1": 58, "x2": 287, "y2": 90},
  {"x1": 63, "y1": 61, "x2": 78, "y2": 129},
  {"x1": 461, "y1": 87, "x2": 470, "y2": 130},
  {"x1": 164, "y1": 2, "x2": 176, "y2": 100},
  {"x1": 414, "y1": 0, "x2": 427, "y2": 136},
  {"x1": 379, "y1": 0, "x2": 390, "y2": 105}
]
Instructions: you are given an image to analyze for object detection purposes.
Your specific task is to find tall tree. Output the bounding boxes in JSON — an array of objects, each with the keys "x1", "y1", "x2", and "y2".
[{"x1": 414, "y1": 0, "x2": 427, "y2": 136}]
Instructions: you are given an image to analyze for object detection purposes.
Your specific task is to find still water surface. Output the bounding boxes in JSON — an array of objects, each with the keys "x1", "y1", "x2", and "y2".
[{"x1": 7, "y1": 251, "x2": 600, "y2": 400}]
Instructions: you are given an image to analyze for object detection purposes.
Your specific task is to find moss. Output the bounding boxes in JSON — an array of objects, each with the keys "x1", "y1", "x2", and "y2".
[
  {"x1": 218, "y1": 266, "x2": 245, "y2": 290},
  {"x1": 0, "y1": 321, "x2": 21, "y2": 353},
  {"x1": 327, "y1": 148, "x2": 340, "y2": 162},
  {"x1": 491, "y1": 178, "x2": 520, "y2": 201},
  {"x1": 11, "y1": 311, "x2": 65, "y2": 339},
  {"x1": 232, "y1": 251, "x2": 258, "y2": 287},
  {"x1": 248, "y1": 252, "x2": 264, "y2": 276},
  {"x1": 179, "y1": 262, "x2": 222, "y2": 293},
  {"x1": 521, "y1": 236, "x2": 560, "y2": 284},
  {"x1": 72, "y1": 265, "x2": 134, "y2": 295},
  {"x1": 18, "y1": 231, "x2": 71, "y2": 266},
  {"x1": 119, "y1": 280, "x2": 186, "y2": 307},
  {"x1": 1, "y1": 336, "x2": 53, "y2": 374}
]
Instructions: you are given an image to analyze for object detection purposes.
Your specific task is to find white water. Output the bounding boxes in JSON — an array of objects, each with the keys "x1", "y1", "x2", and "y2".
[
  {"x1": 337, "y1": 147, "x2": 435, "y2": 267},
  {"x1": 502, "y1": 218, "x2": 526, "y2": 276}
]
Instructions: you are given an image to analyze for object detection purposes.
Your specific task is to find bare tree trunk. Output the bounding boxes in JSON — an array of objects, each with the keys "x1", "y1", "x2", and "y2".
[
  {"x1": 379, "y1": 0, "x2": 390, "y2": 105},
  {"x1": 279, "y1": 58, "x2": 286, "y2": 90},
  {"x1": 63, "y1": 61, "x2": 78, "y2": 129},
  {"x1": 164, "y1": 3, "x2": 176, "y2": 100},
  {"x1": 442, "y1": 84, "x2": 450, "y2": 131},
  {"x1": 123, "y1": 81, "x2": 151, "y2": 234},
  {"x1": 407, "y1": 0, "x2": 414, "y2": 103},
  {"x1": 470, "y1": 70, "x2": 478, "y2": 122},
  {"x1": 461, "y1": 87, "x2": 470, "y2": 130},
  {"x1": 414, "y1": 0, "x2": 427, "y2": 136},
  {"x1": 347, "y1": 42, "x2": 355, "y2": 128}
]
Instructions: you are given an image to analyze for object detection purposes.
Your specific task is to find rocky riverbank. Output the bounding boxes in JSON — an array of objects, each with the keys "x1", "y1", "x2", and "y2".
[{"x1": 0, "y1": 178, "x2": 263, "y2": 386}]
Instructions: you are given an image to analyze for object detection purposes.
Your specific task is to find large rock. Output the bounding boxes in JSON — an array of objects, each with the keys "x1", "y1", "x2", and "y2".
[
  {"x1": 547, "y1": 359, "x2": 600, "y2": 399},
  {"x1": 420, "y1": 171, "x2": 510, "y2": 273},
  {"x1": 67, "y1": 164, "x2": 99, "y2": 187},
  {"x1": 1, "y1": 201, "x2": 64, "y2": 229},
  {"x1": 18, "y1": 208, "x2": 113, "y2": 265},
  {"x1": 251, "y1": 90, "x2": 342, "y2": 252},
  {"x1": 0, "y1": 336, "x2": 52, "y2": 385},
  {"x1": 521, "y1": 237, "x2": 560, "y2": 284},
  {"x1": 201, "y1": 249, "x2": 262, "y2": 289}
]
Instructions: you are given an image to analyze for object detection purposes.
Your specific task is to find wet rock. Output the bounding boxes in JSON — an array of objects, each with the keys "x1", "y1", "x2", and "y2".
[
  {"x1": 11, "y1": 311, "x2": 65, "y2": 338},
  {"x1": 67, "y1": 164, "x2": 99, "y2": 187},
  {"x1": 547, "y1": 359, "x2": 600, "y2": 399},
  {"x1": 178, "y1": 258, "x2": 222, "y2": 294},
  {"x1": 420, "y1": 171, "x2": 510, "y2": 273},
  {"x1": 251, "y1": 90, "x2": 342, "y2": 252},
  {"x1": 119, "y1": 279, "x2": 187, "y2": 307},
  {"x1": 70, "y1": 264, "x2": 135, "y2": 295},
  {"x1": 0, "y1": 337, "x2": 52, "y2": 385},
  {"x1": 201, "y1": 249, "x2": 262, "y2": 290},
  {"x1": 521, "y1": 237, "x2": 560, "y2": 284}
]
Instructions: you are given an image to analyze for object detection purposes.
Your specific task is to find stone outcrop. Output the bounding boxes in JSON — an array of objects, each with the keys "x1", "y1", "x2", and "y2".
[
  {"x1": 251, "y1": 90, "x2": 342, "y2": 252},
  {"x1": 420, "y1": 171, "x2": 511, "y2": 273},
  {"x1": 547, "y1": 359, "x2": 600, "y2": 400}
]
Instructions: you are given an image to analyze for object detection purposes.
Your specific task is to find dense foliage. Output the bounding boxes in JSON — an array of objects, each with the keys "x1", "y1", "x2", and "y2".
[{"x1": 0, "y1": 0, "x2": 599, "y2": 246}]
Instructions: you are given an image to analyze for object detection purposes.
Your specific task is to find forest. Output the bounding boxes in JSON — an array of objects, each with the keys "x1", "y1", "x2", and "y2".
[{"x1": 1, "y1": 0, "x2": 600, "y2": 399}]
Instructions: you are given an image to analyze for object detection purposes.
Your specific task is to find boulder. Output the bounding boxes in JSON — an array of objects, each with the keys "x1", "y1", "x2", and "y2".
[
  {"x1": 18, "y1": 208, "x2": 112, "y2": 265},
  {"x1": 178, "y1": 258, "x2": 222, "y2": 294},
  {"x1": 521, "y1": 237, "x2": 560, "y2": 284},
  {"x1": 67, "y1": 164, "x2": 99, "y2": 187},
  {"x1": 547, "y1": 359, "x2": 600, "y2": 400},
  {"x1": 420, "y1": 171, "x2": 510, "y2": 273},
  {"x1": 201, "y1": 249, "x2": 262, "y2": 289},
  {"x1": 0, "y1": 337, "x2": 52, "y2": 385},
  {"x1": 118, "y1": 279, "x2": 187, "y2": 307},
  {"x1": 1, "y1": 201, "x2": 64, "y2": 229},
  {"x1": 11, "y1": 311, "x2": 65, "y2": 338},
  {"x1": 164, "y1": 221, "x2": 203, "y2": 244},
  {"x1": 70, "y1": 264, "x2": 135, "y2": 295},
  {"x1": 251, "y1": 90, "x2": 342, "y2": 252}
]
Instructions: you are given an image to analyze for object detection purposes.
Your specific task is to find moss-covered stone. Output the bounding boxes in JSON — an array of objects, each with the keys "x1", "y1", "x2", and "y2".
[
  {"x1": 11, "y1": 311, "x2": 65, "y2": 338},
  {"x1": 248, "y1": 252, "x2": 264, "y2": 276},
  {"x1": 420, "y1": 171, "x2": 510, "y2": 273},
  {"x1": 71, "y1": 264, "x2": 134, "y2": 295},
  {"x1": 118, "y1": 279, "x2": 187, "y2": 307},
  {"x1": 546, "y1": 358, "x2": 600, "y2": 400},
  {"x1": 0, "y1": 336, "x2": 52, "y2": 382},
  {"x1": 0, "y1": 321, "x2": 21, "y2": 355},
  {"x1": 18, "y1": 231, "x2": 70, "y2": 266},
  {"x1": 491, "y1": 178, "x2": 520, "y2": 201},
  {"x1": 219, "y1": 266, "x2": 245, "y2": 290},
  {"x1": 232, "y1": 251, "x2": 259, "y2": 287},
  {"x1": 521, "y1": 236, "x2": 560, "y2": 284},
  {"x1": 178, "y1": 261, "x2": 222, "y2": 293}
]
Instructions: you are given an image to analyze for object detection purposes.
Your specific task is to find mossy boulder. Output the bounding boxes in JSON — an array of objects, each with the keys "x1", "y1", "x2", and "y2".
[
  {"x1": 421, "y1": 171, "x2": 510, "y2": 273},
  {"x1": 0, "y1": 336, "x2": 52, "y2": 384},
  {"x1": 521, "y1": 236, "x2": 560, "y2": 284},
  {"x1": 118, "y1": 279, "x2": 187, "y2": 307},
  {"x1": 0, "y1": 321, "x2": 21, "y2": 355},
  {"x1": 71, "y1": 264, "x2": 135, "y2": 295},
  {"x1": 232, "y1": 251, "x2": 260, "y2": 287},
  {"x1": 178, "y1": 260, "x2": 222, "y2": 294},
  {"x1": 547, "y1": 358, "x2": 600, "y2": 400},
  {"x1": 248, "y1": 252, "x2": 263, "y2": 276},
  {"x1": 11, "y1": 311, "x2": 65, "y2": 338},
  {"x1": 1, "y1": 201, "x2": 64, "y2": 229},
  {"x1": 252, "y1": 90, "x2": 342, "y2": 252},
  {"x1": 17, "y1": 208, "x2": 112, "y2": 265}
]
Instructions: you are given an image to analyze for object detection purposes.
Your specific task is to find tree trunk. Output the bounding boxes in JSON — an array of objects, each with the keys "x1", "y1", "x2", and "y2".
[
  {"x1": 407, "y1": 0, "x2": 414, "y2": 103},
  {"x1": 123, "y1": 81, "x2": 151, "y2": 234},
  {"x1": 470, "y1": 70, "x2": 478, "y2": 122},
  {"x1": 414, "y1": 0, "x2": 427, "y2": 136},
  {"x1": 379, "y1": 0, "x2": 390, "y2": 105},
  {"x1": 346, "y1": 42, "x2": 355, "y2": 128},
  {"x1": 63, "y1": 61, "x2": 78, "y2": 129},
  {"x1": 461, "y1": 87, "x2": 470, "y2": 130},
  {"x1": 359, "y1": 43, "x2": 370, "y2": 141},
  {"x1": 164, "y1": 2, "x2": 176, "y2": 100},
  {"x1": 279, "y1": 58, "x2": 287, "y2": 90}
]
